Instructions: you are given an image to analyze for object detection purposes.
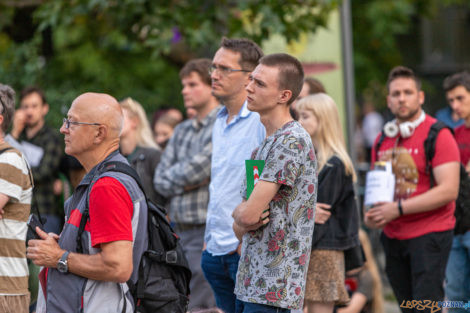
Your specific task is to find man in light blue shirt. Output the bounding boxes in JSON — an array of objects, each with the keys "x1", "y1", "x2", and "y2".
[{"x1": 201, "y1": 37, "x2": 265, "y2": 313}]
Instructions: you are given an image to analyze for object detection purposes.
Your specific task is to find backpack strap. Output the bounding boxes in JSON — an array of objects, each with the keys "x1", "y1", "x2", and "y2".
[
  {"x1": 76, "y1": 161, "x2": 143, "y2": 254},
  {"x1": 374, "y1": 131, "x2": 386, "y2": 162},
  {"x1": 424, "y1": 121, "x2": 452, "y2": 187}
]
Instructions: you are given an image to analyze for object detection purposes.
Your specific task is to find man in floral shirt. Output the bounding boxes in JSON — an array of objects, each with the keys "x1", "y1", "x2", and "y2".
[{"x1": 232, "y1": 53, "x2": 317, "y2": 312}]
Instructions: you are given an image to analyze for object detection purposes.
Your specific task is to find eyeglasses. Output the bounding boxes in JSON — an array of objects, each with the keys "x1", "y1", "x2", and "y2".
[
  {"x1": 63, "y1": 118, "x2": 101, "y2": 129},
  {"x1": 208, "y1": 64, "x2": 250, "y2": 76}
]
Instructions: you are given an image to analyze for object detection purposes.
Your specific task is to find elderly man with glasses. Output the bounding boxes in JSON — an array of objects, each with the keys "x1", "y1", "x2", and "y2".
[
  {"x1": 28, "y1": 93, "x2": 148, "y2": 313},
  {"x1": 200, "y1": 37, "x2": 266, "y2": 313}
]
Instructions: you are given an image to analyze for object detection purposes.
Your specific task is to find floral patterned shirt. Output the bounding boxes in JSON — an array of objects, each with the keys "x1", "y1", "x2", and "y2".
[{"x1": 235, "y1": 121, "x2": 318, "y2": 309}]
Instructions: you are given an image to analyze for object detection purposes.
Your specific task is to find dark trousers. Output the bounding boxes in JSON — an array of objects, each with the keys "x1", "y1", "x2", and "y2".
[
  {"x1": 174, "y1": 224, "x2": 216, "y2": 310},
  {"x1": 381, "y1": 230, "x2": 453, "y2": 313}
]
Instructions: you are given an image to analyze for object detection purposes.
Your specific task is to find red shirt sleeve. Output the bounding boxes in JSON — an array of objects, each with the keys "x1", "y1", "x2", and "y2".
[
  {"x1": 89, "y1": 176, "x2": 133, "y2": 248},
  {"x1": 432, "y1": 127, "x2": 460, "y2": 167}
]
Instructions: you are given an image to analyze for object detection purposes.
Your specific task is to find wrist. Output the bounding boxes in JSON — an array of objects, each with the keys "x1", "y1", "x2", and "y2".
[{"x1": 397, "y1": 199, "x2": 404, "y2": 216}]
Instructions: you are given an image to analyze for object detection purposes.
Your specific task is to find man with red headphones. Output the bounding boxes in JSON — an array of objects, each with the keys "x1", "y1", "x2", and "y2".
[{"x1": 365, "y1": 66, "x2": 460, "y2": 310}]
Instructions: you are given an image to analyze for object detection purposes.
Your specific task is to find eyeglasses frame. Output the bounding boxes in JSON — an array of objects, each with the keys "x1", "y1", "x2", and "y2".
[{"x1": 63, "y1": 117, "x2": 101, "y2": 129}]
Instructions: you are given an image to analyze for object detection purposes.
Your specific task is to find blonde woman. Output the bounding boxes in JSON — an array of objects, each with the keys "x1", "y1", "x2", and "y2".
[
  {"x1": 338, "y1": 229, "x2": 384, "y2": 313},
  {"x1": 297, "y1": 93, "x2": 360, "y2": 313},
  {"x1": 119, "y1": 97, "x2": 165, "y2": 206}
]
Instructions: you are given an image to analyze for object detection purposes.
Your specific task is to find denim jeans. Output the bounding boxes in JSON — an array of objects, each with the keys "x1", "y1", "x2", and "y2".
[
  {"x1": 238, "y1": 302, "x2": 290, "y2": 313},
  {"x1": 201, "y1": 250, "x2": 242, "y2": 313},
  {"x1": 445, "y1": 231, "x2": 470, "y2": 313}
]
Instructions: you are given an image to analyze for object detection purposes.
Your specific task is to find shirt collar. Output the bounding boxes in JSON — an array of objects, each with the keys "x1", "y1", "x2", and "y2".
[
  {"x1": 216, "y1": 100, "x2": 251, "y2": 120},
  {"x1": 192, "y1": 105, "x2": 222, "y2": 129}
]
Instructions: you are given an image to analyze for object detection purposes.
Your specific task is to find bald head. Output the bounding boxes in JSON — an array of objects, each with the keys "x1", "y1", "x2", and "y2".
[{"x1": 72, "y1": 92, "x2": 123, "y2": 139}]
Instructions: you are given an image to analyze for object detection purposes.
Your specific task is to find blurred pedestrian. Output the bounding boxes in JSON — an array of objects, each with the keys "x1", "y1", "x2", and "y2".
[
  {"x1": 119, "y1": 97, "x2": 166, "y2": 206},
  {"x1": 337, "y1": 230, "x2": 384, "y2": 313},
  {"x1": 365, "y1": 66, "x2": 459, "y2": 310},
  {"x1": 442, "y1": 71, "x2": 470, "y2": 310},
  {"x1": 297, "y1": 93, "x2": 360, "y2": 313},
  {"x1": 6, "y1": 86, "x2": 63, "y2": 234},
  {"x1": 153, "y1": 113, "x2": 180, "y2": 149},
  {"x1": 154, "y1": 58, "x2": 219, "y2": 310},
  {"x1": 290, "y1": 77, "x2": 325, "y2": 120}
]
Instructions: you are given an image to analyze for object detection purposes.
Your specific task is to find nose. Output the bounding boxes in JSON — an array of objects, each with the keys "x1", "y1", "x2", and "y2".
[
  {"x1": 449, "y1": 99, "x2": 459, "y2": 111},
  {"x1": 59, "y1": 121, "x2": 68, "y2": 134},
  {"x1": 181, "y1": 86, "x2": 188, "y2": 96},
  {"x1": 246, "y1": 80, "x2": 254, "y2": 93},
  {"x1": 211, "y1": 68, "x2": 220, "y2": 81}
]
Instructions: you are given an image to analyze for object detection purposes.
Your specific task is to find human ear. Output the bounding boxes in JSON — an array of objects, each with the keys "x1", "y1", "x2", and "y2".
[
  {"x1": 279, "y1": 90, "x2": 292, "y2": 105},
  {"x1": 93, "y1": 125, "x2": 108, "y2": 144}
]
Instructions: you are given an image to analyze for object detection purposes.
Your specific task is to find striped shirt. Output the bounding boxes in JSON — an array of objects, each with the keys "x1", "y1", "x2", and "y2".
[{"x1": 0, "y1": 142, "x2": 32, "y2": 295}]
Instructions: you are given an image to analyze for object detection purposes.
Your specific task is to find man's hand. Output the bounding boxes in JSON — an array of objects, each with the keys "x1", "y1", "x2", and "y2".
[
  {"x1": 364, "y1": 201, "x2": 400, "y2": 228},
  {"x1": 11, "y1": 110, "x2": 26, "y2": 139},
  {"x1": 27, "y1": 227, "x2": 63, "y2": 268},
  {"x1": 315, "y1": 203, "x2": 331, "y2": 224},
  {"x1": 233, "y1": 210, "x2": 270, "y2": 241},
  {"x1": 233, "y1": 201, "x2": 270, "y2": 228},
  {"x1": 466, "y1": 160, "x2": 470, "y2": 174},
  {"x1": 183, "y1": 177, "x2": 210, "y2": 192}
]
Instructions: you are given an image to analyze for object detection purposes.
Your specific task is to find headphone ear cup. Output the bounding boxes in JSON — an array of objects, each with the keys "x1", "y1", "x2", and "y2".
[
  {"x1": 399, "y1": 122, "x2": 413, "y2": 138},
  {"x1": 384, "y1": 121, "x2": 399, "y2": 138}
]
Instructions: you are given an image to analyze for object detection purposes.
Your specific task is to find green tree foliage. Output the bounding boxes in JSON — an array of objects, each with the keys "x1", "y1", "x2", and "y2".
[
  {"x1": 352, "y1": 0, "x2": 468, "y2": 108},
  {"x1": 0, "y1": 0, "x2": 337, "y2": 127}
]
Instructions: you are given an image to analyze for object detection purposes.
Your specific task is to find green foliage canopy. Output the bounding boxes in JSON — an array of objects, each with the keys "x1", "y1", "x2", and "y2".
[{"x1": 0, "y1": 0, "x2": 337, "y2": 127}]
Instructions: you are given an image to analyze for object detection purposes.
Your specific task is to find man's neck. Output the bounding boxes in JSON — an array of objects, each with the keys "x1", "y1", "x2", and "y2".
[
  {"x1": 260, "y1": 106, "x2": 293, "y2": 137},
  {"x1": 195, "y1": 98, "x2": 219, "y2": 122},
  {"x1": 465, "y1": 116, "x2": 470, "y2": 128},
  {"x1": 26, "y1": 119, "x2": 45, "y2": 139},
  {"x1": 79, "y1": 141, "x2": 120, "y2": 173},
  {"x1": 222, "y1": 92, "x2": 247, "y2": 124},
  {"x1": 397, "y1": 109, "x2": 423, "y2": 124}
]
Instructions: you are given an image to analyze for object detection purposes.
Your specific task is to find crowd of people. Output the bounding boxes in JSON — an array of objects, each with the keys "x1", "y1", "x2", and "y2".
[{"x1": 0, "y1": 36, "x2": 469, "y2": 313}]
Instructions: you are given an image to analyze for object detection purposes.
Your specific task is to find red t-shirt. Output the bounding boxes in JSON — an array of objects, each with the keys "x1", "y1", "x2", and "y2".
[
  {"x1": 454, "y1": 124, "x2": 470, "y2": 167},
  {"x1": 89, "y1": 177, "x2": 133, "y2": 248},
  {"x1": 371, "y1": 115, "x2": 460, "y2": 240}
]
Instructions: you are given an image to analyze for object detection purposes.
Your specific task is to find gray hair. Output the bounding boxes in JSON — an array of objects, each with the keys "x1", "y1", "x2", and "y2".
[{"x1": 0, "y1": 84, "x2": 16, "y2": 133}]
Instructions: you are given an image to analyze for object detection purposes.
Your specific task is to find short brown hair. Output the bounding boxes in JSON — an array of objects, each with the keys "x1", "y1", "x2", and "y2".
[
  {"x1": 386, "y1": 66, "x2": 421, "y2": 92},
  {"x1": 20, "y1": 86, "x2": 47, "y2": 105},
  {"x1": 259, "y1": 53, "x2": 304, "y2": 105},
  {"x1": 0, "y1": 84, "x2": 16, "y2": 133},
  {"x1": 304, "y1": 77, "x2": 326, "y2": 94},
  {"x1": 443, "y1": 71, "x2": 470, "y2": 92},
  {"x1": 220, "y1": 37, "x2": 264, "y2": 71},
  {"x1": 179, "y1": 58, "x2": 212, "y2": 86}
]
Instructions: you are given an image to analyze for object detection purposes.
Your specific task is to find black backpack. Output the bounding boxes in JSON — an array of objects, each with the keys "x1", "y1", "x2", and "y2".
[
  {"x1": 375, "y1": 121, "x2": 470, "y2": 235},
  {"x1": 77, "y1": 161, "x2": 192, "y2": 313}
]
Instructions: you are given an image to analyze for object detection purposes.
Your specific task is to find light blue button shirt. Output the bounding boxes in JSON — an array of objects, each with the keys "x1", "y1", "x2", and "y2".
[{"x1": 205, "y1": 101, "x2": 266, "y2": 255}]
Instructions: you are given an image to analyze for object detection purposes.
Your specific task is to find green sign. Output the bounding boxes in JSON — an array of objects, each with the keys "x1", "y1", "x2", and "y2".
[{"x1": 245, "y1": 160, "x2": 265, "y2": 199}]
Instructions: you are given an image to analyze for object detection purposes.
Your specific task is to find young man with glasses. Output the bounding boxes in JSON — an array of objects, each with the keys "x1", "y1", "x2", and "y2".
[{"x1": 201, "y1": 37, "x2": 265, "y2": 313}]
